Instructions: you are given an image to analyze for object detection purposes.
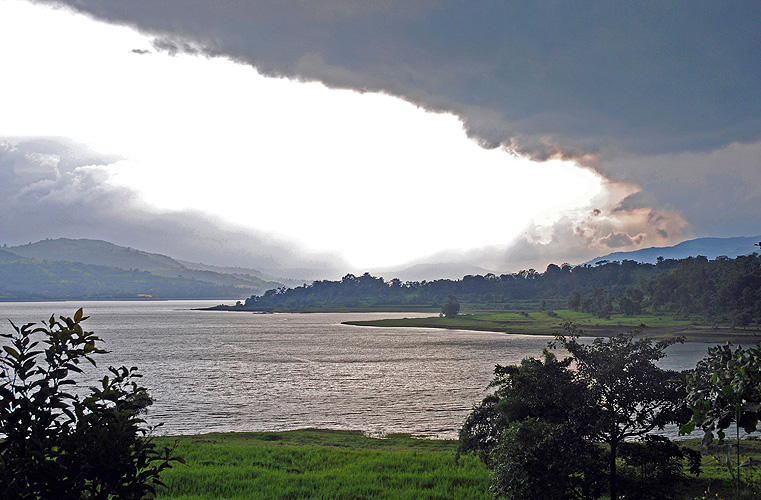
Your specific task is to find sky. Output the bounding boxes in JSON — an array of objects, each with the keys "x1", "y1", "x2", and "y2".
[{"x1": 1, "y1": 1, "x2": 759, "y2": 280}]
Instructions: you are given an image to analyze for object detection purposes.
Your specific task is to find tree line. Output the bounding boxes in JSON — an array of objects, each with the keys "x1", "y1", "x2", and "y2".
[{"x1": 232, "y1": 254, "x2": 761, "y2": 324}]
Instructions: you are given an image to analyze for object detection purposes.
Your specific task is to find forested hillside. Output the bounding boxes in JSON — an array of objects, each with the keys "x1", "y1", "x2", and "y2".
[
  {"x1": 228, "y1": 254, "x2": 761, "y2": 324},
  {"x1": 6, "y1": 238, "x2": 280, "y2": 290},
  {"x1": 0, "y1": 253, "x2": 251, "y2": 300},
  {"x1": 0, "y1": 238, "x2": 284, "y2": 300}
]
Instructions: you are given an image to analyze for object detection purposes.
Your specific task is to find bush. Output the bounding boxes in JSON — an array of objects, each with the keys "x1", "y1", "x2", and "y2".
[
  {"x1": 0, "y1": 309, "x2": 182, "y2": 499},
  {"x1": 617, "y1": 435, "x2": 700, "y2": 500},
  {"x1": 491, "y1": 418, "x2": 605, "y2": 500}
]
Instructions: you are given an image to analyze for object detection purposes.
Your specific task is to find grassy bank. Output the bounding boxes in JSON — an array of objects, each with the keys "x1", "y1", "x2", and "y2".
[
  {"x1": 681, "y1": 438, "x2": 761, "y2": 499},
  {"x1": 343, "y1": 310, "x2": 761, "y2": 344},
  {"x1": 153, "y1": 430, "x2": 761, "y2": 499},
  {"x1": 154, "y1": 429, "x2": 490, "y2": 500}
]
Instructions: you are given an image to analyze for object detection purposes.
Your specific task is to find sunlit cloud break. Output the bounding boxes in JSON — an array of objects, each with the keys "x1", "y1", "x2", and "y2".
[
  {"x1": 6, "y1": 0, "x2": 755, "y2": 277},
  {"x1": 1, "y1": 0, "x2": 628, "y2": 272}
]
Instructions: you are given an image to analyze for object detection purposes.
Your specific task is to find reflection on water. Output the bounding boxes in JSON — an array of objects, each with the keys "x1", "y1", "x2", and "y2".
[{"x1": 0, "y1": 301, "x2": 720, "y2": 438}]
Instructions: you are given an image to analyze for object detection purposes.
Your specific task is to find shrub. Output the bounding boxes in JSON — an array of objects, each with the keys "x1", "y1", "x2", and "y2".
[{"x1": 0, "y1": 309, "x2": 182, "y2": 499}]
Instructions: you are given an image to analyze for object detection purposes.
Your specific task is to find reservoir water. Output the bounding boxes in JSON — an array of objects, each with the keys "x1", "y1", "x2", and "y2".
[{"x1": 0, "y1": 301, "x2": 722, "y2": 438}]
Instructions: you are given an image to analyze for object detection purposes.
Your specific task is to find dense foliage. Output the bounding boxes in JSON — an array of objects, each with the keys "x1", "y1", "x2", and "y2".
[
  {"x1": 681, "y1": 342, "x2": 761, "y2": 497},
  {"x1": 0, "y1": 309, "x2": 181, "y2": 499},
  {"x1": 232, "y1": 254, "x2": 761, "y2": 325},
  {"x1": 681, "y1": 343, "x2": 761, "y2": 444},
  {"x1": 458, "y1": 328, "x2": 700, "y2": 500}
]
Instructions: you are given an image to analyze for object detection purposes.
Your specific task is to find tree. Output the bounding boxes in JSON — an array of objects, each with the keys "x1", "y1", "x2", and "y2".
[
  {"x1": 0, "y1": 309, "x2": 182, "y2": 499},
  {"x1": 440, "y1": 295, "x2": 460, "y2": 318},
  {"x1": 459, "y1": 325, "x2": 697, "y2": 500},
  {"x1": 681, "y1": 343, "x2": 761, "y2": 444},
  {"x1": 554, "y1": 328, "x2": 691, "y2": 500},
  {"x1": 567, "y1": 290, "x2": 581, "y2": 311},
  {"x1": 619, "y1": 287, "x2": 643, "y2": 316},
  {"x1": 458, "y1": 350, "x2": 604, "y2": 500},
  {"x1": 680, "y1": 342, "x2": 761, "y2": 498},
  {"x1": 458, "y1": 350, "x2": 585, "y2": 464}
]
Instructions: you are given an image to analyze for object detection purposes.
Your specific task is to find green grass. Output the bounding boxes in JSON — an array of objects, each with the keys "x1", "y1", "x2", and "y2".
[
  {"x1": 152, "y1": 430, "x2": 761, "y2": 500},
  {"x1": 154, "y1": 429, "x2": 490, "y2": 500},
  {"x1": 680, "y1": 438, "x2": 761, "y2": 500},
  {"x1": 343, "y1": 310, "x2": 761, "y2": 343},
  {"x1": 153, "y1": 430, "x2": 761, "y2": 499}
]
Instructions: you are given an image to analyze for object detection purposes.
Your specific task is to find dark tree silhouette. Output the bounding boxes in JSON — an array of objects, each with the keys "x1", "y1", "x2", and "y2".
[
  {"x1": 459, "y1": 325, "x2": 699, "y2": 500},
  {"x1": 441, "y1": 295, "x2": 460, "y2": 318},
  {"x1": 0, "y1": 309, "x2": 182, "y2": 499},
  {"x1": 554, "y1": 328, "x2": 693, "y2": 500}
]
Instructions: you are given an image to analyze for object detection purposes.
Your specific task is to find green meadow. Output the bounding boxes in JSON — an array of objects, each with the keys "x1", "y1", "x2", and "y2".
[
  {"x1": 153, "y1": 430, "x2": 761, "y2": 500},
  {"x1": 344, "y1": 310, "x2": 761, "y2": 343},
  {"x1": 680, "y1": 438, "x2": 761, "y2": 500},
  {"x1": 154, "y1": 430, "x2": 490, "y2": 500}
]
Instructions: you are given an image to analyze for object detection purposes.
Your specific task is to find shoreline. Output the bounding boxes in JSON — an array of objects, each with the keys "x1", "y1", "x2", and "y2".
[{"x1": 342, "y1": 314, "x2": 761, "y2": 345}]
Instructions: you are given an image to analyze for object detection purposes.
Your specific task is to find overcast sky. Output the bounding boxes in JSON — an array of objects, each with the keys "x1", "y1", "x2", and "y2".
[{"x1": 1, "y1": 1, "x2": 759, "y2": 278}]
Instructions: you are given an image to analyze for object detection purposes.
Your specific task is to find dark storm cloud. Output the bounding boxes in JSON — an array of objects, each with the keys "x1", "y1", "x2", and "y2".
[
  {"x1": 32, "y1": 0, "x2": 761, "y2": 157},
  {"x1": 18, "y1": 0, "x2": 761, "y2": 270},
  {"x1": 0, "y1": 138, "x2": 344, "y2": 280},
  {"x1": 607, "y1": 141, "x2": 761, "y2": 238}
]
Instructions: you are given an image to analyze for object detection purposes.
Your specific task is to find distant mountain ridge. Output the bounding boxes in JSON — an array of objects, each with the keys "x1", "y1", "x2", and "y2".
[
  {"x1": 585, "y1": 235, "x2": 761, "y2": 266},
  {"x1": 3, "y1": 235, "x2": 759, "y2": 302},
  {"x1": 9, "y1": 239, "x2": 183, "y2": 273},
  {"x1": 0, "y1": 238, "x2": 285, "y2": 300}
]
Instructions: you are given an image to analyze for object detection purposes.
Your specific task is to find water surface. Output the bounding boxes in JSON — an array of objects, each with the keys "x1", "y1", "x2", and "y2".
[{"x1": 0, "y1": 301, "x2": 718, "y2": 438}]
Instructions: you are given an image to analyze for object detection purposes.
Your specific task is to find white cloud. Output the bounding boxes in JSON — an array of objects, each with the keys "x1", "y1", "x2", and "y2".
[
  {"x1": 0, "y1": 138, "x2": 344, "y2": 279},
  {"x1": 2, "y1": 1, "x2": 617, "y2": 269}
]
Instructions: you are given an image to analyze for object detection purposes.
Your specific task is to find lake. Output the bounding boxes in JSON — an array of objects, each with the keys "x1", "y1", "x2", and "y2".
[{"x1": 0, "y1": 300, "x2": 719, "y2": 439}]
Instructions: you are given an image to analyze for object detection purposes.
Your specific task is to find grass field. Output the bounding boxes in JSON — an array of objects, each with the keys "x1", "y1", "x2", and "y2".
[
  {"x1": 153, "y1": 430, "x2": 761, "y2": 500},
  {"x1": 681, "y1": 438, "x2": 761, "y2": 500},
  {"x1": 343, "y1": 310, "x2": 761, "y2": 344},
  {"x1": 154, "y1": 430, "x2": 490, "y2": 500}
]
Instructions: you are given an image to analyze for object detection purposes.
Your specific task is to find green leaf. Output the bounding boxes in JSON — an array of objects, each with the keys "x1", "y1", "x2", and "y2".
[
  {"x1": 679, "y1": 422, "x2": 695, "y2": 435},
  {"x1": 2, "y1": 345, "x2": 20, "y2": 360},
  {"x1": 721, "y1": 385, "x2": 736, "y2": 399}
]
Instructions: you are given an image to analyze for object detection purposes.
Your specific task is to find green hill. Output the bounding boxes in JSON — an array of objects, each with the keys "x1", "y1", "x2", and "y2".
[
  {"x1": 9, "y1": 238, "x2": 183, "y2": 273},
  {"x1": 0, "y1": 239, "x2": 283, "y2": 301},
  {"x1": 584, "y1": 235, "x2": 761, "y2": 265}
]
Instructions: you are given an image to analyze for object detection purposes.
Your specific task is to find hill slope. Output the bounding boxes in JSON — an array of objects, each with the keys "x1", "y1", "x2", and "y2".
[
  {"x1": 9, "y1": 238, "x2": 182, "y2": 273},
  {"x1": 0, "y1": 238, "x2": 283, "y2": 300},
  {"x1": 0, "y1": 254, "x2": 250, "y2": 300},
  {"x1": 585, "y1": 235, "x2": 760, "y2": 265},
  {"x1": 7, "y1": 238, "x2": 282, "y2": 290}
]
